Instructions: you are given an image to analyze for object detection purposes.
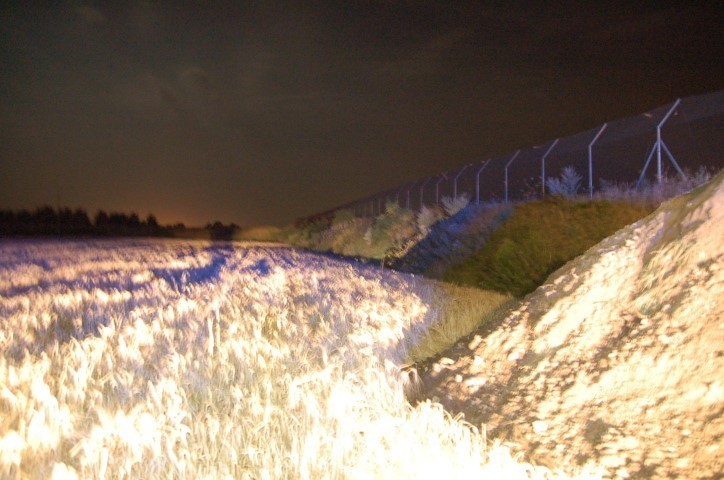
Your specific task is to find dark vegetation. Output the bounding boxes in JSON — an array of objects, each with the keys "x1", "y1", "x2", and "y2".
[
  {"x1": 442, "y1": 197, "x2": 653, "y2": 297},
  {"x1": 392, "y1": 202, "x2": 513, "y2": 276},
  {"x1": 0, "y1": 207, "x2": 173, "y2": 237},
  {"x1": 205, "y1": 221, "x2": 241, "y2": 241},
  {"x1": 0, "y1": 206, "x2": 239, "y2": 239}
]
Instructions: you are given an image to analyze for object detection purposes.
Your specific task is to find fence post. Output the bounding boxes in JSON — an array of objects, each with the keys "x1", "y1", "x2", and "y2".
[
  {"x1": 435, "y1": 173, "x2": 448, "y2": 205},
  {"x1": 476, "y1": 159, "x2": 491, "y2": 205},
  {"x1": 504, "y1": 150, "x2": 521, "y2": 203},
  {"x1": 405, "y1": 180, "x2": 418, "y2": 210},
  {"x1": 419, "y1": 177, "x2": 433, "y2": 210},
  {"x1": 540, "y1": 139, "x2": 559, "y2": 196},
  {"x1": 658, "y1": 99, "x2": 679, "y2": 183},
  {"x1": 638, "y1": 98, "x2": 685, "y2": 186},
  {"x1": 588, "y1": 123, "x2": 607, "y2": 198},
  {"x1": 454, "y1": 164, "x2": 470, "y2": 199}
]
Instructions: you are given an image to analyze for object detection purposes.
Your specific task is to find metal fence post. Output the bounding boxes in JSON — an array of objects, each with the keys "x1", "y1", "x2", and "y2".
[
  {"x1": 476, "y1": 159, "x2": 491, "y2": 205},
  {"x1": 588, "y1": 123, "x2": 607, "y2": 198},
  {"x1": 504, "y1": 150, "x2": 521, "y2": 203},
  {"x1": 419, "y1": 177, "x2": 433, "y2": 210},
  {"x1": 435, "y1": 173, "x2": 448, "y2": 205},
  {"x1": 658, "y1": 99, "x2": 679, "y2": 183},
  {"x1": 638, "y1": 98, "x2": 686, "y2": 186},
  {"x1": 540, "y1": 139, "x2": 559, "y2": 196},
  {"x1": 453, "y1": 164, "x2": 470, "y2": 199},
  {"x1": 405, "y1": 180, "x2": 418, "y2": 209}
]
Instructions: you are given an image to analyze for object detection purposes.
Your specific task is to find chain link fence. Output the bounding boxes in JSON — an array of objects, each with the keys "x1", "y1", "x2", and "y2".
[{"x1": 301, "y1": 90, "x2": 723, "y2": 223}]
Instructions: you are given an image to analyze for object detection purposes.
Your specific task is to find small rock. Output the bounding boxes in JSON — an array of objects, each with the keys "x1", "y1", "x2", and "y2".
[
  {"x1": 600, "y1": 455, "x2": 627, "y2": 469},
  {"x1": 464, "y1": 377, "x2": 487, "y2": 387},
  {"x1": 674, "y1": 458, "x2": 690, "y2": 469},
  {"x1": 440, "y1": 357, "x2": 455, "y2": 365},
  {"x1": 468, "y1": 335, "x2": 483, "y2": 350},
  {"x1": 615, "y1": 467, "x2": 630, "y2": 478},
  {"x1": 617, "y1": 436, "x2": 641, "y2": 450},
  {"x1": 704, "y1": 381, "x2": 724, "y2": 404},
  {"x1": 455, "y1": 374, "x2": 463, "y2": 383},
  {"x1": 532, "y1": 420, "x2": 548, "y2": 434}
]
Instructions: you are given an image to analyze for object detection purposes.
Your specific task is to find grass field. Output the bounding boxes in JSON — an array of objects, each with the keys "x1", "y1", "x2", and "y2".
[{"x1": 0, "y1": 239, "x2": 596, "y2": 479}]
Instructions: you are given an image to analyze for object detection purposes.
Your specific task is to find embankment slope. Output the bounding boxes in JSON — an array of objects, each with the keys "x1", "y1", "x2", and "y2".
[{"x1": 416, "y1": 171, "x2": 724, "y2": 479}]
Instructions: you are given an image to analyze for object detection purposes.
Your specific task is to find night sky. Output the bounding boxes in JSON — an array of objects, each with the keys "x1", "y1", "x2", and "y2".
[{"x1": 1, "y1": 2, "x2": 722, "y2": 227}]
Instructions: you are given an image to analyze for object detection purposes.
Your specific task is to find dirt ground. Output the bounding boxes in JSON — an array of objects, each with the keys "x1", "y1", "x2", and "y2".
[{"x1": 412, "y1": 172, "x2": 724, "y2": 479}]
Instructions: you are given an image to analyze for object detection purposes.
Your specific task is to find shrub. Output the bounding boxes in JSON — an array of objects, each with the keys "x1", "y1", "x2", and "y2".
[
  {"x1": 416, "y1": 205, "x2": 444, "y2": 236},
  {"x1": 368, "y1": 205, "x2": 419, "y2": 259},
  {"x1": 441, "y1": 193, "x2": 470, "y2": 217},
  {"x1": 546, "y1": 166, "x2": 582, "y2": 198}
]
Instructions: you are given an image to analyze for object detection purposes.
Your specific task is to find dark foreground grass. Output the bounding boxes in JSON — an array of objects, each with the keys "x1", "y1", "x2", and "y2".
[{"x1": 443, "y1": 197, "x2": 653, "y2": 297}]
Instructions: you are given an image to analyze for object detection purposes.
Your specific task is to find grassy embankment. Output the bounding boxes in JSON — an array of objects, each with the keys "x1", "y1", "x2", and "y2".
[
  {"x1": 237, "y1": 171, "x2": 709, "y2": 365},
  {"x1": 275, "y1": 196, "x2": 653, "y2": 362},
  {"x1": 443, "y1": 198, "x2": 654, "y2": 297},
  {"x1": 406, "y1": 198, "x2": 653, "y2": 364}
]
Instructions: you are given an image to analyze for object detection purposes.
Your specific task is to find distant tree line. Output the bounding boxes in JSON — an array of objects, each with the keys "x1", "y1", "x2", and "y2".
[
  {"x1": 0, "y1": 206, "x2": 180, "y2": 237},
  {"x1": 0, "y1": 206, "x2": 243, "y2": 240}
]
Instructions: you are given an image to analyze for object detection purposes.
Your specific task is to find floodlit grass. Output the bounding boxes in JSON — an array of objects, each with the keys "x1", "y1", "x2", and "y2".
[
  {"x1": 443, "y1": 198, "x2": 653, "y2": 296},
  {"x1": 405, "y1": 282, "x2": 511, "y2": 365},
  {"x1": 0, "y1": 239, "x2": 595, "y2": 479}
]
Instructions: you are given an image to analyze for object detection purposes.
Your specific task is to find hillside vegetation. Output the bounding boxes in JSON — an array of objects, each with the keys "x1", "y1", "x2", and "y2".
[
  {"x1": 282, "y1": 170, "x2": 712, "y2": 305},
  {"x1": 415, "y1": 170, "x2": 724, "y2": 479},
  {"x1": 442, "y1": 198, "x2": 653, "y2": 296}
]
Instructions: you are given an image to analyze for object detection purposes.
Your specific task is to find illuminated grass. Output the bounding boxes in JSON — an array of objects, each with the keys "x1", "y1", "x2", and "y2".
[
  {"x1": 0, "y1": 239, "x2": 596, "y2": 479},
  {"x1": 405, "y1": 282, "x2": 511, "y2": 365}
]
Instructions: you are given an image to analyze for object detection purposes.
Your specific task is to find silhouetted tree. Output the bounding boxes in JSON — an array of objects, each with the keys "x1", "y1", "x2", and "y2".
[
  {"x1": 94, "y1": 211, "x2": 110, "y2": 235},
  {"x1": 206, "y1": 221, "x2": 240, "y2": 240},
  {"x1": 94, "y1": 210, "x2": 109, "y2": 226}
]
